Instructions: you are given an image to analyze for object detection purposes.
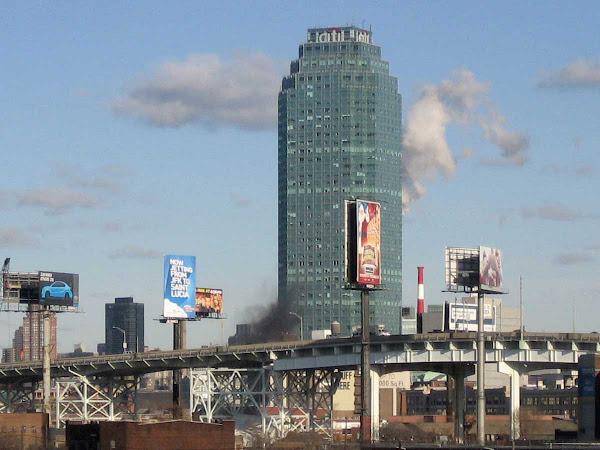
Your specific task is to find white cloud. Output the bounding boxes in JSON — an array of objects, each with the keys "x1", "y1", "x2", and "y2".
[
  {"x1": 18, "y1": 186, "x2": 99, "y2": 215},
  {"x1": 541, "y1": 164, "x2": 596, "y2": 177},
  {"x1": 554, "y1": 253, "x2": 595, "y2": 265},
  {"x1": 229, "y1": 192, "x2": 253, "y2": 208},
  {"x1": 480, "y1": 111, "x2": 529, "y2": 166},
  {"x1": 109, "y1": 245, "x2": 161, "y2": 260},
  {"x1": 539, "y1": 60, "x2": 600, "y2": 88},
  {"x1": 111, "y1": 52, "x2": 285, "y2": 130},
  {"x1": 55, "y1": 164, "x2": 125, "y2": 194},
  {"x1": 0, "y1": 228, "x2": 38, "y2": 249},
  {"x1": 163, "y1": 298, "x2": 188, "y2": 319},
  {"x1": 521, "y1": 204, "x2": 599, "y2": 221},
  {"x1": 402, "y1": 69, "x2": 529, "y2": 209}
]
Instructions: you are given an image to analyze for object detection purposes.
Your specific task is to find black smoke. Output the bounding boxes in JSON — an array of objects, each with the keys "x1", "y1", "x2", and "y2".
[{"x1": 229, "y1": 298, "x2": 298, "y2": 345}]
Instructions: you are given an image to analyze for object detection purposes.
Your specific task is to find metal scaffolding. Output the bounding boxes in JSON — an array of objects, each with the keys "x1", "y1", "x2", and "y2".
[
  {"x1": 0, "y1": 379, "x2": 37, "y2": 413},
  {"x1": 55, "y1": 371, "x2": 138, "y2": 427},
  {"x1": 190, "y1": 367, "x2": 340, "y2": 438}
]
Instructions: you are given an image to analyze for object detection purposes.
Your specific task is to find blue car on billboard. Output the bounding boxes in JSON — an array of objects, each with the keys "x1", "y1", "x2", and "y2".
[{"x1": 41, "y1": 281, "x2": 73, "y2": 299}]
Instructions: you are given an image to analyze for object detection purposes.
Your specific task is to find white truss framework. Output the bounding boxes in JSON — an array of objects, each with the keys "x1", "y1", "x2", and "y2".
[
  {"x1": 55, "y1": 371, "x2": 138, "y2": 428},
  {"x1": 190, "y1": 367, "x2": 340, "y2": 438},
  {"x1": 0, "y1": 380, "x2": 37, "y2": 413}
]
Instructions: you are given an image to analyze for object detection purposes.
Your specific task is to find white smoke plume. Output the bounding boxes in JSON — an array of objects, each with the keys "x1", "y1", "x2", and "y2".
[
  {"x1": 402, "y1": 69, "x2": 529, "y2": 209},
  {"x1": 539, "y1": 59, "x2": 600, "y2": 89}
]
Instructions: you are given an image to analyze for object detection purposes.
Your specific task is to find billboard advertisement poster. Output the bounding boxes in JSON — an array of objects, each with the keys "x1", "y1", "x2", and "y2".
[
  {"x1": 578, "y1": 367, "x2": 596, "y2": 397},
  {"x1": 195, "y1": 288, "x2": 223, "y2": 317},
  {"x1": 356, "y1": 200, "x2": 381, "y2": 285},
  {"x1": 163, "y1": 255, "x2": 196, "y2": 320},
  {"x1": 448, "y1": 302, "x2": 495, "y2": 332},
  {"x1": 479, "y1": 246, "x2": 503, "y2": 291},
  {"x1": 38, "y1": 272, "x2": 79, "y2": 307}
]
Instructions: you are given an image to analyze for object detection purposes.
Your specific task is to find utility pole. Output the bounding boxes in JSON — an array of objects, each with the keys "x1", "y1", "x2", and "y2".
[
  {"x1": 519, "y1": 276, "x2": 524, "y2": 336},
  {"x1": 112, "y1": 326, "x2": 127, "y2": 353},
  {"x1": 477, "y1": 291, "x2": 485, "y2": 446},
  {"x1": 360, "y1": 289, "x2": 371, "y2": 444},
  {"x1": 573, "y1": 298, "x2": 576, "y2": 334},
  {"x1": 289, "y1": 312, "x2": 303, "y2": 341}
]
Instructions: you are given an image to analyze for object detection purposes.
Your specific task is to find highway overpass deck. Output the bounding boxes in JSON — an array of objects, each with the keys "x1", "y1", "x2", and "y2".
[{"x1": 1, "y1": 332, "x2": 598, "y2": 383}]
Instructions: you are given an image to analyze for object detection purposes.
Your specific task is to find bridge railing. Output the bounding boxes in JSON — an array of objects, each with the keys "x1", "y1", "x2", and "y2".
[
  {"x1": 0, "y1": 340, "x2": 312, "y2": 372},
  {"x1": 2, "y1": 332, "x2": 599, "y2": 373}
]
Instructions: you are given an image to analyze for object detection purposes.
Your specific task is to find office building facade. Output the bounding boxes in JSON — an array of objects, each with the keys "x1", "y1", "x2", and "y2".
[
  {"x1": 105, "y1": 297, "x2": 144, "y2": 354},
  {"x1": 2, "y1": 308, "x2": 57, "y2": 362},
  {"x1": 278, "y1": 26, "x2": 402, "y2": 336}
]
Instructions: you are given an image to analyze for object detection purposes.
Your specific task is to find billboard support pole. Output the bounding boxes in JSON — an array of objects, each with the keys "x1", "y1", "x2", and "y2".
[
  {"x1": 360, "y1": 289, "x2": 371, "y2": 444},
  {"x1": 476, "y1": 291, "x2": 485, "y2": 445},
  {"x1": 520, "y1": 275, "x2": 524, "y2": 337},
  {"x1": 42, "y1": 306, "x2": 51, "y2": 417},
  {"x1": 173, "y1": 320, "x2": 188, "y2": 419}
]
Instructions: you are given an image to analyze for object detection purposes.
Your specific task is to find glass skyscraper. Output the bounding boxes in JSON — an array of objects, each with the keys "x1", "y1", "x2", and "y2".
[
  {"x1": 278, "y1": 26, "x2": 402, "y2": 337},
  {"x1": 105, "y1": 297, "x2": 144, "y2": 354}
]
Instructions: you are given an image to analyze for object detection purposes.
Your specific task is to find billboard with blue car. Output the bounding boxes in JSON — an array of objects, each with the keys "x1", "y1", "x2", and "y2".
[
  {"x1": 163, "y1": 255, "x2": 196, "y2": 320},
  {"x1": 38, "y1": 271, "x2": 79, "y2": 307}
]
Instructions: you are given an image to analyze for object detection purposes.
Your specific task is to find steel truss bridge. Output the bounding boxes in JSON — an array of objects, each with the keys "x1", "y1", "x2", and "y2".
[{"x1": 1, "y1": 332, "x2": 598, "y2": 440}]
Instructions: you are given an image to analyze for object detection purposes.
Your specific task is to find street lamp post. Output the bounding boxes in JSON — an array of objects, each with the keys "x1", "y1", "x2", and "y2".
[
  {"x1": 113, "y1": 326, "x2": 127, "y2": 353},
  {"x1": 289, "y1": 312, "x2": 303, "y2": 341}
]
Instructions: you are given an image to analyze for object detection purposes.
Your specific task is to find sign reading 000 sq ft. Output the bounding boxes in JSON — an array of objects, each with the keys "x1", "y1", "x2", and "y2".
[{"x1": 356, "y1": 200, "x2": 381, "y2": 286}]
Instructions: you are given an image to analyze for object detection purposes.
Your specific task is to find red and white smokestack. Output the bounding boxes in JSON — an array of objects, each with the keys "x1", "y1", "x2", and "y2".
[{"x1": 417, "y1": 266, "x2": 425, "y2": 315}]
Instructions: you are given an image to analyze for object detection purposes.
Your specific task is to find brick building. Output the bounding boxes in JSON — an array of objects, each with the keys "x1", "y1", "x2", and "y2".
[
  {"x1": 67, "y1": 420, "x2": 235, "y2": 450},
  {"x1": 3, "y1": 309, "x2": 57, "y2": 362}
]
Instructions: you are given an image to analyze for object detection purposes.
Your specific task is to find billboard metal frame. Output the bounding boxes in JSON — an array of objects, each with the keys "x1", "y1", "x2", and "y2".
[
  {"x1": 0, "y1": 271, "x2": 81, "y2": 313},
  {"x1": 444, "y1": 247, "x2": 508, "y2": 295},
  {"x1": 444, "y1": 247, "x2": 479, "y2": 293}
]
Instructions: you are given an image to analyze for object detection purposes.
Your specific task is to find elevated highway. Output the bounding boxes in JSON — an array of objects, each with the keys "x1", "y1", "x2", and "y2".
[
  {"x1": 0, "y1": 341, "x2": 299, "y2": 383},
  {"x1": 1, "y1": 331, "x2": 598, "y2": 382},
  {"x1": 1, "y1": 331, "x2": 597, "y2": 437}
]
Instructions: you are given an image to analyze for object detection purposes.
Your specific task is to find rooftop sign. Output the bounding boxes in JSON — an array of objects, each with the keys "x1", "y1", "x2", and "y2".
[{"x1": 307, "y1": 27, "x2": 372, "y2": 44}]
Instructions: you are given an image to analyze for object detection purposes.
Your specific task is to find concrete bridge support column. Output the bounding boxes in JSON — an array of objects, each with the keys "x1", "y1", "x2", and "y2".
[
  {"x1": 447, "y1": 366, "x2": 472, "y2": 444},
  {"x1": 498, "y1": 362, "x2": 524, "y2": 441}
]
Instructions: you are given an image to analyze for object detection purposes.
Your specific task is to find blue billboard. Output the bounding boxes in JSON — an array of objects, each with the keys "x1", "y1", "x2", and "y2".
[
  {"x1": 38, "y1": 271, "x2": 79, "y2": 307},
  {"x1": 163, "y1": 255, "x2": 196, "y2": 320},
  {"x1": 578, "y1": 367, "x2": 596, "y2": 398}
]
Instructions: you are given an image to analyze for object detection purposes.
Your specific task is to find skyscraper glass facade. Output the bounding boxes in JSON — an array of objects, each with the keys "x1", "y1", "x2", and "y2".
[
  {"x1": 278, "y1": 27, "x2": 402, "y2": 337},
  {"x1": 105, "y1": 297, "x2": 144, "y2": 354}
]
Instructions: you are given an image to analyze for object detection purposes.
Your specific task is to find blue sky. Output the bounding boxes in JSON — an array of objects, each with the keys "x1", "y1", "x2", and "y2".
[{"x1": 1, "y1": 1, "x2": 599, "y2": 352}]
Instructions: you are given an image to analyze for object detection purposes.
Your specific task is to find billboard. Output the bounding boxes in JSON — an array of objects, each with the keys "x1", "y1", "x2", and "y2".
[
  {"x1": 163, "y1": 255, "x2": 196, "y2": 320},
  {"x1": 448, "y1": 300, "x2": 496, "y2": 332},
  {"x1": 356, "y1": 200, "x2": 381, "y2": 286},
  {"x1": 479, "y1": 246, "x2": 503, "y2": 292},
  {"x1": 579, "y1": 367, "x2": 596, "y2": 398},
  {"x1": 38, "y1": 271, "x2": 79, "y2": 307},
  {"x1": 195, "y1": 288, "x2": 223, "y2": 317},
  {"x1": 445, "y1": 247, "x2": 479, "y2": 292}
]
